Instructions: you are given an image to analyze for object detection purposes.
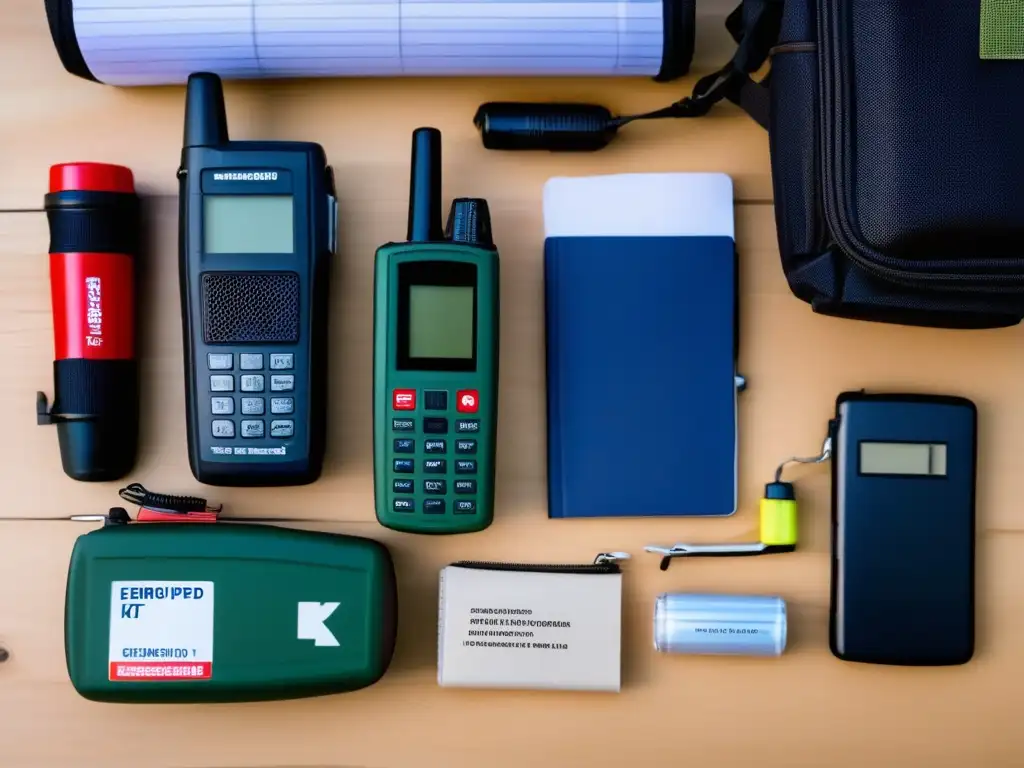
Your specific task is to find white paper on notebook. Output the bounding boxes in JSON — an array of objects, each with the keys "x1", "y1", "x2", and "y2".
[
  {"x1": 70, "y1": 0, "x2": 667, "y2": 85},
  {"x1": 542, "y1": 172, "x2": 735, "y2": 240}
]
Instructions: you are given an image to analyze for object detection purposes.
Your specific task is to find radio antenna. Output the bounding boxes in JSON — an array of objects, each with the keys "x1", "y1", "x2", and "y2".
[
  {"x1": 183, "y1": 72, "x2": 228, "y2": 149},
  {"x1": 407, "y1": 127, "x2": 444, "y2": 242}
]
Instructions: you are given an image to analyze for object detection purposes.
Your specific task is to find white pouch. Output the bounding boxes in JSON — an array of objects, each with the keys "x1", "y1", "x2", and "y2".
[{"x1": 437, "y1": 553, "x2": 628, "y2": 692}]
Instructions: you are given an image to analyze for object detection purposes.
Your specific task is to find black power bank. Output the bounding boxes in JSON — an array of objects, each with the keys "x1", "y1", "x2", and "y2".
[{"x1": 829, "y1": 392, "x2": 977, "y2": 666}]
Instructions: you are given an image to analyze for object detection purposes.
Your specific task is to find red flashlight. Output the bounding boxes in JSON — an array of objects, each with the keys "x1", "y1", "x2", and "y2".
[{"x1": 36, "y1": 162, "x2": 140, "y2": 481}]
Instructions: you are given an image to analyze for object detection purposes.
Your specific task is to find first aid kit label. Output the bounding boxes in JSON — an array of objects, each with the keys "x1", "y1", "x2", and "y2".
[{"x1": 108, "y1": 581, "x2": 214, "y2": 682}]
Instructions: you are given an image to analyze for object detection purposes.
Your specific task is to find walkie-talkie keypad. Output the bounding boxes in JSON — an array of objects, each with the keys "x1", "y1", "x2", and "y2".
[
  {"x1": 241, "y1": 420, "x2": 265, "y2": 438},
  {"x1": 211, "y1": 397, "x2": 234, "y2": 415},
  {"x1": 388, "y1": 388, "x2": 482, "y2": 516},
  {"x1": 239, "y1": 353, "x2": 264, "y2": 370},
  {"x1": 241, "y1": 397, "x2": 264, "y2": 415},
  {"x1": 204, "y1": 352, "x2": 296, "y2": 440},
  {"x1": 269, "y1": 420, "x2": 294, "y2": 438},
  {"x1": 270, "y1": 397, "x2": 294, "y2": 414},
  {"x1": 240, "y1": 374, "x2": 264, "y2": 392},
  {"x1": 423, "y1": 418, "x2": 448, "y2": 434},
  {"x1": 271, "y1": 375, "x2": 294, "y2": 392},
  {"x1": 208, "y1": 354, "x2": 233, "y2": 370}
]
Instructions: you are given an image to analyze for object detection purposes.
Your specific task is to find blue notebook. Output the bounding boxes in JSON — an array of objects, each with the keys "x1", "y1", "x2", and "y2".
[{"x1": 543, "y1": 173, "x2": 738, "y2": 518}]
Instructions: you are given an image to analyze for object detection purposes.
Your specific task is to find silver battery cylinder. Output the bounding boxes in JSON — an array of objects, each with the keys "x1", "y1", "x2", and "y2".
[{"x1": 653, "y1": 593, "x2": 787, "y2": 657}]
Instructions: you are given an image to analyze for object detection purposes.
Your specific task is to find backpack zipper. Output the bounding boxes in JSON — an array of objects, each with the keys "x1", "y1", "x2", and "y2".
[{"x1": 450, "y1": 552, "x2": 630, "y2": 574}]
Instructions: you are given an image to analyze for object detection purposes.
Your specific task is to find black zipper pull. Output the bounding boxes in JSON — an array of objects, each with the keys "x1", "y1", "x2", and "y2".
[{"x1": 450, "y1": 551, "x2": 630, "y2": 574}]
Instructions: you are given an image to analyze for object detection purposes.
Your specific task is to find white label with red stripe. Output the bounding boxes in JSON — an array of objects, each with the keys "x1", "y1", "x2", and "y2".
[{"x1": 108, "y1": 581, "x2": 214, "y2": 682}]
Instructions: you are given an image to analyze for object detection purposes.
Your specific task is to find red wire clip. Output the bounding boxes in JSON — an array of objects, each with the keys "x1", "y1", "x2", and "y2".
[
  {"x1": 136, "y1": 508, "x2": 220, "y2": 524},
  {"x1": 118, "y1": 483, "x2": 222, "y2": 524}
]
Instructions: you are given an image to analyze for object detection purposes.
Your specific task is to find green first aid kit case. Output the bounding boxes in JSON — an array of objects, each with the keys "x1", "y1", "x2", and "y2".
[{"x1": 65, "y1": 522, "x2": 398, "y2": 703}]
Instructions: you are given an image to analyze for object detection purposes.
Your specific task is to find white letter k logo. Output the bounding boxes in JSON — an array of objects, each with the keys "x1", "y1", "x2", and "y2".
[{"x1": 297, "y1": 601, "x2": 341, "y2": 647}]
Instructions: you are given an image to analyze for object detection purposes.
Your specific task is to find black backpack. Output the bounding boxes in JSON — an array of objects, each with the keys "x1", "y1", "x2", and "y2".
[{"x1": 679, "y1": 0, "x2": 1024, "y2": 329}]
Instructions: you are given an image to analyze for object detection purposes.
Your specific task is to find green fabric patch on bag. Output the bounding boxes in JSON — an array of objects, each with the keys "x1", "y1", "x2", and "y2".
[{"x1": 981, "y1": 0, "x2": 1024, "y2": 59}]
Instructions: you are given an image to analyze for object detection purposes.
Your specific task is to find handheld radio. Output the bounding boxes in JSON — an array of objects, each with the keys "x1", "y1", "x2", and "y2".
[
  {"x1": 373, "y1": 128, "x2": 500, "y2": 534},
  {"x1": 178, "y1": 72, "x2": 336, "y2": 486}
]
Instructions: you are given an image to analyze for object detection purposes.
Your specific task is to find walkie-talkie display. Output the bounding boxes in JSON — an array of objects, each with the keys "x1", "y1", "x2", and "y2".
[
  {"x1": 373, "y1": 128, "x2": 500, "y2": 534},
  {"x1": 178, "y1": 72, "x2": 337, "y2": 486}
]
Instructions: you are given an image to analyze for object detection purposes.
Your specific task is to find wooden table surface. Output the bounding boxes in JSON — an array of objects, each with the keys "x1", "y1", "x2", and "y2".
[{"x1": 3, "y1": 1, "x2": 1024, "y2": 766}]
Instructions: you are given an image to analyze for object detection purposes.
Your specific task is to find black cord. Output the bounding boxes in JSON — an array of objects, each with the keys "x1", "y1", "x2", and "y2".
[{"x1": 117, "y1": 483, "x2": 217, "y2": 513}]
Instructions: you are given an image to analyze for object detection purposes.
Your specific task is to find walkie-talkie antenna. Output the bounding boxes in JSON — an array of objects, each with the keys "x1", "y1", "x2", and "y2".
[
  {"x1": 183, "y1": 72, "x2": 228, "y2": 149},
  {"x1": 407, "y1": 127, "x2": 444, "y2": 243}
]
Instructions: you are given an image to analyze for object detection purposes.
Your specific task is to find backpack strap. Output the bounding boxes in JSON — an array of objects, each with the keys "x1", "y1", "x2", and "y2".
[{"x1": 618, "y1": 0, "x2": 783, "y2": 130}]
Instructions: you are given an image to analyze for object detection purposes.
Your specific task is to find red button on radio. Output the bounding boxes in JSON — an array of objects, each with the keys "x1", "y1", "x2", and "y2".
[
  {"x1": 456, "y1": 390, "x2": 479, "y2": 413},
  {"x1": 393, "y1": 389, "x2": 416, "y2": 410}
]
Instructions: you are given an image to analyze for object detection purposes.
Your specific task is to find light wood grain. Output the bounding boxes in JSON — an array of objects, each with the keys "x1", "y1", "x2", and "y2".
[{"x1": 2, "y1": 0, "x2": 1024, "y2": 765}]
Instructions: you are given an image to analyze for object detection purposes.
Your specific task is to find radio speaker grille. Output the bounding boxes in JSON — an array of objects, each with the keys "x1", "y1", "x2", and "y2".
[{"x1": 201, "y1": 272, "x2": 300, "y2": 344}]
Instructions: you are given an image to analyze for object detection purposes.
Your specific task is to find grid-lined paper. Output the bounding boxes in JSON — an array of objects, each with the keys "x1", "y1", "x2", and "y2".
[{"x1": 72, "y1": 0, "x2": 666, "y2": 85}]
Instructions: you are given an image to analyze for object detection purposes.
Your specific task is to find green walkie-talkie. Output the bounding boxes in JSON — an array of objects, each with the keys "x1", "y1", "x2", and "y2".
[{"x1": 373, "y1": 128, "x2": 500, "y2": 534}]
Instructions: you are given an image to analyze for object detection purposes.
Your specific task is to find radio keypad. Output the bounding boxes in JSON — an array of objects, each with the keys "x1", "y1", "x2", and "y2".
[
  {"x1": 211, "y1": 397, "x2": 234, "y2": 415},
  {"x1": 423, "y1": 417, "x2": 448, "y2": 434},
  {"x1": 240, "y1": 420, "x2": 265, "y2": 438},
  {"x1": 270, "y1": 354, "x2": 294, "y2": 370},
  {"x1": 270, "y1": 420, "x2": 294, "y2": 438},
  {"x1": 389, "y1": 387, "x2": 481, "y2": 516},
  {"x1": 208, "y1": 353, "x2": 233, "y2": 370},
  {"x1": 270, "y1": 397, "x2": 293, "y2": 415},
  {"x1": 240, "y1": 374, "x2": 265, "y2": 392},
  {"x1": 241, "y1": 397, "x2": 264, "y2": 415},
  {"x1": 271, "y1": 375, "x2": 294, "y2": 392},
  {"x1": 424, "y1": 390, "x2": 448, "y2": 410},
  {"x1": 205, "y1": 351, "x2": 299, "y2": 444},
  {"x1": 240, "y1": 353, "x2": 264, "y2": 370}
]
